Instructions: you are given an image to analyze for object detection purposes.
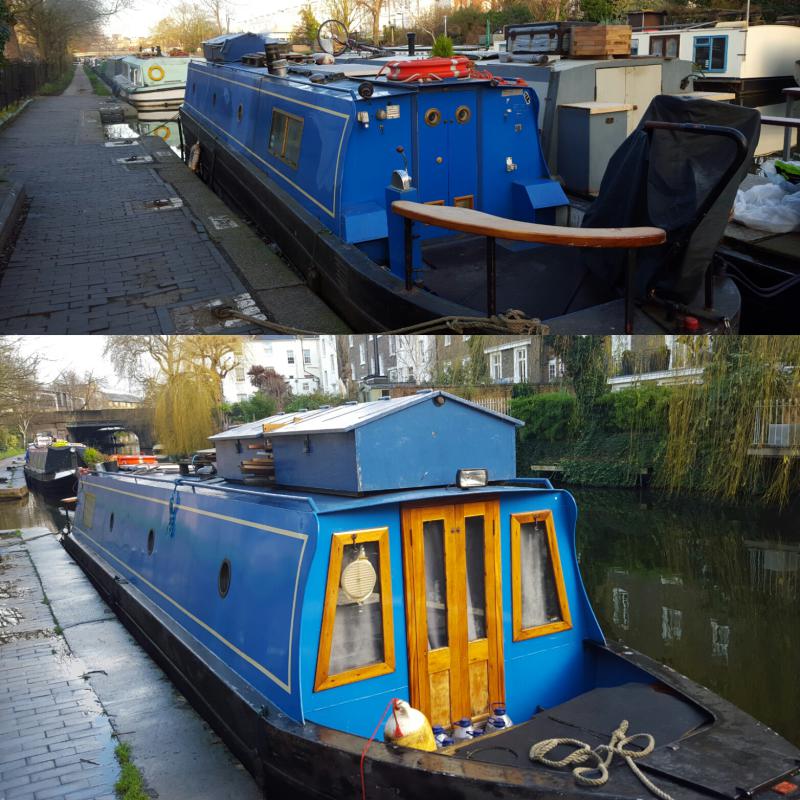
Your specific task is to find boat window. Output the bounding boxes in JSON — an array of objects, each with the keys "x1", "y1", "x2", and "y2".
[
  {"x1": 511, "y1": 511, "x2": 572, "y2": 641},
  {"x1": 147, "y1": 529, "x2": 155, "y2": 555},
  {"x1": 693, "y1": 35, "x2": 727, "y2": 73},
  {"x1": 268, "y1": 108, "x2": 304, "y2": 169},
  {"x1": 314, "y1": 527, "x2": 395, "y2": 691},
  {"x1": 649, "y1": 35, "x2": 679, "y2": 59},
  {"x1": 109, "y1": 512, "x2": 114, "y2": 532},
  {"x1": 465, "y1": 515, "x2": 486, "y2": 641},
  {"x1": 82, "y1": 492, "x2": 96, "y2": 528},
  {"x1": 218, "y1": 559, "x2": 231, "y2": 598},
  {"x1": 423, "y1": 520, "x2": 448, "y2": 649}
]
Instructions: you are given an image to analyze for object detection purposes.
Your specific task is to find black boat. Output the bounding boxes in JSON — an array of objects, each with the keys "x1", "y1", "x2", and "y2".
[{"x1": 24, "y1": 441, "x2": 88, "y2": 496}]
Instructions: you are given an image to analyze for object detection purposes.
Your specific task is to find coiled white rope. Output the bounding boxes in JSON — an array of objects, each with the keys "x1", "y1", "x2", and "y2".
[{"x1": 529, "y1": 719, "x2": 674, "y2": 800}]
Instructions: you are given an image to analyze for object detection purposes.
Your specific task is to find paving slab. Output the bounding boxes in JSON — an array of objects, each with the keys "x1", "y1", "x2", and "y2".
[
  {"x1": 0, "y1": 529, "x2": 118, "y2": 800},
  {"x1": 0, "y1": 68, "x2": 346, "y2": 334},
  {"x1": 11, "y1": 527, "x2": 262, "y2": 800}
]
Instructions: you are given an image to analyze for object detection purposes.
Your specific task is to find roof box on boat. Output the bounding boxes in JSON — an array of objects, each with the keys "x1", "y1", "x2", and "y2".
[
  {"x1": 210, "y1": 391, "x2": 522, "y2": 493},
  {"x1": 202, "y1": 32, "x2": 275, "y2": 63}
]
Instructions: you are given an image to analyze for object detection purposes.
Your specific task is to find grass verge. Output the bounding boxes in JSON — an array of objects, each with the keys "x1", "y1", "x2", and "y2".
[
  {"x1": 0, "y1": 448, "x2": 23, "y2": 460},
  {"x1": 37, "y1": 66, "x2": 76, "y2": 96},
  {"x1": 114, "y1": 742, "x2": 148, "y2": 800},
  {"x1": 84, "y1": 64, "x2": 111, "y2": 96}
]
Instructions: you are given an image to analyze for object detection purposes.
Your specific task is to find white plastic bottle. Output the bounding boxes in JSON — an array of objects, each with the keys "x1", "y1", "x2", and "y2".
[
  {"x1": 452, "y1": 718, "x2": 474, "y2": 742},
  {"x1": 486, "y1": 704, "x2": 513, "y2": 732}
]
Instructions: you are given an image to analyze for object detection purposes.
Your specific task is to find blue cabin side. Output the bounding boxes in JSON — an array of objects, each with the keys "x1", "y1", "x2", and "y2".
[
  {"x1": 183, "y1": 39, "x2": 567, "y2": 274},
  {"x1": 71, "y1": 474, "x2": 318, "y2": 721}
]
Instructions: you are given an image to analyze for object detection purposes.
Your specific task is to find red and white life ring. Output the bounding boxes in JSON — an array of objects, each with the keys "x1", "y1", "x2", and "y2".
[{"x1": 384, "y1": 56, "x2": 473, "y2": 82}]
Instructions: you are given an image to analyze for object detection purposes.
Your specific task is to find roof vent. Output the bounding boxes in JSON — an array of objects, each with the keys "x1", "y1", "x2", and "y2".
[{"x1": 415, "y1": 388, "x2": 433, "y2": 394}]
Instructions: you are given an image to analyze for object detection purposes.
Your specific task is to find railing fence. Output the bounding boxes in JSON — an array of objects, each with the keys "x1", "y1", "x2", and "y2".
[
  {"x1": 0, "y1": 61, "x2": 59, "y2": 112},
  {"x1": 752, "y1": 399, "x2": 800, "y2": 448}
]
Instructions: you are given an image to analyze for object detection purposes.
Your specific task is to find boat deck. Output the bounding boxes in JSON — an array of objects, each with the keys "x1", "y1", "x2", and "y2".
[
  {"x1": 447, "y1": 681, "x2": 797, "y2": 800},
  {"x1": 420, "y1": 234, "x2": 741, "y2": 332}
]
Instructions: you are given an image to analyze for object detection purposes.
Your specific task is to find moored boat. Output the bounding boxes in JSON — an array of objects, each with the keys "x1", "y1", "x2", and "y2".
[
  {"x1": 63, "y1": 392, "x2": 800, "y2": 799},
  {"x1": 112, "y1": 51, "x2": 193, "y2": 114},
  {"x1": 630, "y1": 23, "x2": 800, "y2": 156},
  {"x1": 181, "y1": 33, "x2": 757, "y2": 334},
  {"x1": 24, "y1": 440, "x2": 88, "y2": 495}
]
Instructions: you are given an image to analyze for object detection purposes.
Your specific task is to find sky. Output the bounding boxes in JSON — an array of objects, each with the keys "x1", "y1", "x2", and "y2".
[
  {"x1": 106, "y1": 0, "x2": 322, "y2": 40},
  {"x1": 17, "y1": 336, "x2": 130, "y2": 393}
]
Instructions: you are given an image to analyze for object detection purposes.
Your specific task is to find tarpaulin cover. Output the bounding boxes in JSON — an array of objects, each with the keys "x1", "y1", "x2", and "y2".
[{"x1": 581, "y1": 95, "x2": 760, "y2": 304}]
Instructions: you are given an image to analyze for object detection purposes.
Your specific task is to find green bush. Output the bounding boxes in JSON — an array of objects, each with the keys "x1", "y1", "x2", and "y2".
[
  {"x1": 509, "y1": 391, "x2": 578, "y2": 444},
  {"x1": 284, "y1": 392, "x2": 344, "y2": 412},
  {"x1": 227, "y1": 393, "x2": 277, "y2": 422},
  {"x1": 82, "y1": 448, "x2": 105, "y2": 467},
  {"x1": 431, "y1": 34, "x2": 454, "y2": 57},
  {"x1": 593, "y1": 385, "x2": 671, "y2": 434}
]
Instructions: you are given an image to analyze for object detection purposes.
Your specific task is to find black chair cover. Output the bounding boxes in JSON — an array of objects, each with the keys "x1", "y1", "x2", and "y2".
[{"x1": 581, "y1": 95, "x2": 760, "y2": 305}]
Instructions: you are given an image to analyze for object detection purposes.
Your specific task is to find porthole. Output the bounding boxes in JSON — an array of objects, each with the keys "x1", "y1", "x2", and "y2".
[
  {"x1": 218, "y1": 559, "x2": 231, "y2": 598},
  {"x1": 455, "y1": 105, "x2": 471, "y2": 124},
  {"x1": 424, "y1": 108, "x2": 441, "y2": 127},
  {"x1": 147, "y1": 529, "x2": 155, "y2": 555},
  {"x1": 192, "y1": 82, "x2": 196, "y2": 94},
  {"x1": 212, "y1": 92, "x2": 217, "y2": 108},
  {"x1": 237, "y1": 103, "x2": 243, "y2": 122},
  {"x1": 109, "y1": 512, "x2": 114, "y2": 532},
  {"x1": 433, "y1": 395, "x2": 446, "y2": 407}
]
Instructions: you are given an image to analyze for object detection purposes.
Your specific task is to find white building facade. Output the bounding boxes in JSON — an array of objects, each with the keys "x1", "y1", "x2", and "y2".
[{"x1": 223, "y1": 336, "x2": 343, "y2": 402}]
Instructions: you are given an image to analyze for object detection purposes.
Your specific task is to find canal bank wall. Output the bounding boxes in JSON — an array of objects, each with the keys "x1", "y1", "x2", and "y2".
[
  {"x1": 0, "y1": 455, "x2": 28, "y2": 501},
  {"x1": 513, "y1": 386, "x2": 799, "y2": 504},
  {"x1": 0, "y1": 526, "x2": 261, "y2": 800}
]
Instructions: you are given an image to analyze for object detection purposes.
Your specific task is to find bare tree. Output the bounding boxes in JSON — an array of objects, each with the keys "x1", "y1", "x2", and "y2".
[
  {"x1": 324, "y1": 0, "x2": 365, "y2": 35},
  {"x1": 51, "y1": 369, "x2": 108, "y2": 410},
  {"x1": 0, "y1": 337, "x2": 41, "y2": 446},
  {"x1": 199, "y1": 0, "x2": 229, "y2": 34},
  {"x1": 10, "y1": 0, "x2": 133, "y2": 70}
]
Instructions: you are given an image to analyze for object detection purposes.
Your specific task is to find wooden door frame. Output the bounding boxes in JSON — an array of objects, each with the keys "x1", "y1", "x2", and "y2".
[{"x1": 400, "y1": 498, "x2": 504, "y2": 724}]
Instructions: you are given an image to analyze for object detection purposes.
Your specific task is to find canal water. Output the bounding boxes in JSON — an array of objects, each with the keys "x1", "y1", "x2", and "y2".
[
  {"x1": 574, "y1": 487, "x2": 800, "y2": 748},
  {"x1": 104, "y1": 118, "x2": 183, "y2": 159},
  {"x1": 2, "y1": 485, "x2": 798, "y2": 749}
]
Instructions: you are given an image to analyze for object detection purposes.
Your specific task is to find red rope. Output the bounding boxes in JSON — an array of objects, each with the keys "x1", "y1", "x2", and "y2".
[{"x1": 360, "y1": 697, "x2": 397, "y2": 800}]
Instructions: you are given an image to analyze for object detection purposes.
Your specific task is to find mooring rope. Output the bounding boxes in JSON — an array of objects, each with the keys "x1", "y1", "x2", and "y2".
[
  {"x1": 529, "y1": 720, "x2": 673, "y2": 800},
  {"x1": 213, "y1": 306, "x2": 546, "y2": 336}
]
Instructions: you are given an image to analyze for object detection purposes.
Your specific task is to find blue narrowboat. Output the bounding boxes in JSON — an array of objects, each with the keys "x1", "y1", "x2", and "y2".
[
  {"x1": 179, "y1": 33, "x2": 756, "y2": 334},
  {"x1": 63, "y1": 392, "x2": 799, "y2": 799}
]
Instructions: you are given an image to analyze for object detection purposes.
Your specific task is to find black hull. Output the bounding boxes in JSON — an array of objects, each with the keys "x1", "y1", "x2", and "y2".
[
  {"x1": 63, "y1": 530, "x2": 800, "y2": 800},
  {"x1": 23, "y1": 469, "x2": 78, "y2": 497},
  {"x1": 180, "y1": 109, "x2": 740, "y2": 335}
]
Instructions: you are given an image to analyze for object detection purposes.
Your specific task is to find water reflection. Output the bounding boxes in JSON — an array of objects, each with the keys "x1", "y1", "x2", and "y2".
[
  {"x1": 0, "y1": 490, "x2": 64, "y2": 534},
  {"x1": 574, "y1": 487, "x2": 800, "y2": 747},
  {"x1": 104, "y1": 116, "x2": 183, "y2": 159}
]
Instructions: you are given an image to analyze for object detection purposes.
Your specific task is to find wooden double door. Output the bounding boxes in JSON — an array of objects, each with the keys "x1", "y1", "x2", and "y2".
[{"x1": 401, "y1": 500, "x2": 504, "y2": 727}]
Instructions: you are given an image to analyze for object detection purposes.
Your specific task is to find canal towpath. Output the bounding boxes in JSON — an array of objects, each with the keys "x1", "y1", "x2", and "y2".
[
  {"x1": 0, "y1": 525, "x2": 262, "y2": 800},
  {"x1": 0, "y1": 67, "x2": 346, "y2": 334}
]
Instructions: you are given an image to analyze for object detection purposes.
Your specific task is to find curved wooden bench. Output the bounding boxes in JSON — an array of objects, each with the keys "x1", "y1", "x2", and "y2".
[
  {"x1": 391, "y1": 201, "x2": 667, "y2": 248},
  {"x1": 391, "y1": 200, "x2": 667, "y2": 332}
]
